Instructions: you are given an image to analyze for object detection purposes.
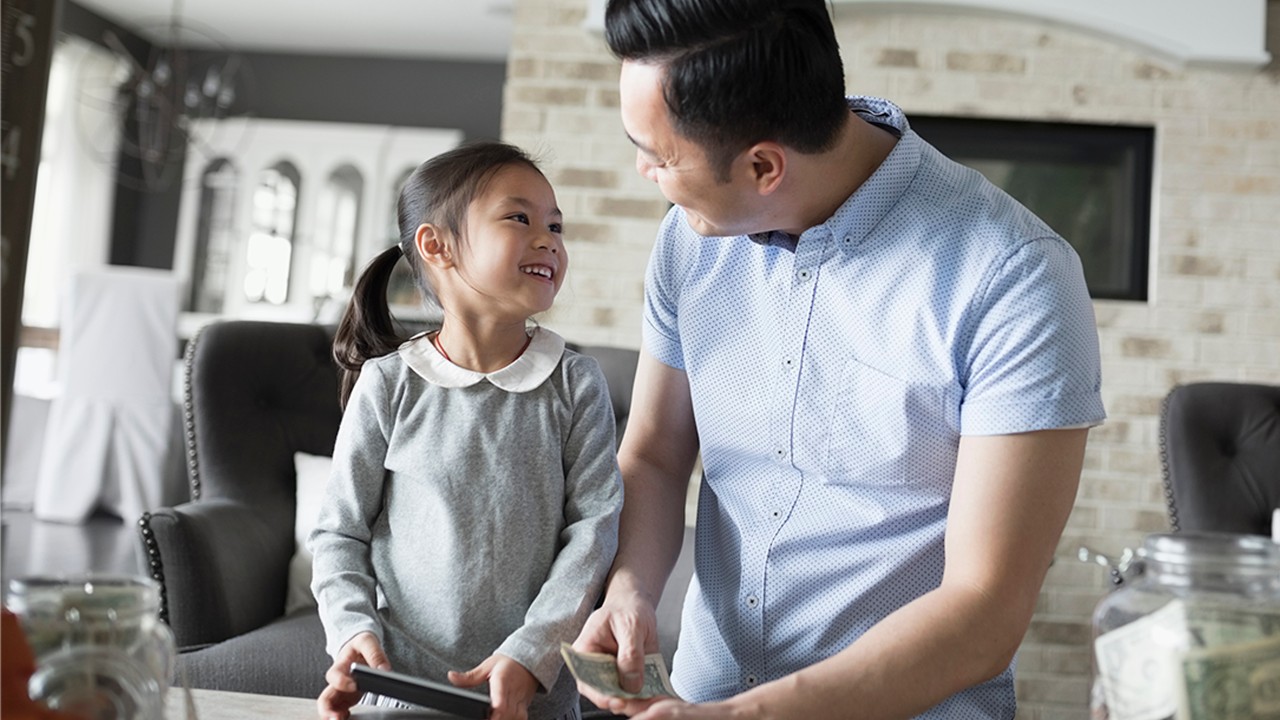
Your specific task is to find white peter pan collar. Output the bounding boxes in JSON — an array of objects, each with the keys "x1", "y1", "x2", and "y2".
[{"x1": 399, "y1": 326, "x2": 566, "y2": 393}]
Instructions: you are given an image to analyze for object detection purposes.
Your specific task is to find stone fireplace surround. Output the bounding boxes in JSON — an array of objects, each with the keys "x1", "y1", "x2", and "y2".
[{"x1": 502, "y1": 1, "x2": 1279, "y2": 717}]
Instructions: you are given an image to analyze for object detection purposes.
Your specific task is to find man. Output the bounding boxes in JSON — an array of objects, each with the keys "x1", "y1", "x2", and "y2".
[{"x1": 572, "y1": 0, "x2": 1105, "y2": 718}]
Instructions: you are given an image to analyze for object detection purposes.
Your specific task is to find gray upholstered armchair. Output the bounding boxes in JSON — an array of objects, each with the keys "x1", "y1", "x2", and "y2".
[
  {"x1": 141, "y1": 320, "x2": 341, "y2": 697},
  {"x1": 139, "y1": 319, "x2": 687, "y2": 702},
  {"x1": 1160, "y1": 381, "x2": 1280, "y2": 535}
]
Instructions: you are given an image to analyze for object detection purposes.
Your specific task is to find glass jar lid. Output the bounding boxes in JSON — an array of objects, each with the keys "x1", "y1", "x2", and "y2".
[
  {"x1": 1143, "y1": 531, "x2": 1280, "y2": 569},
  {"x1": 6, "y1": 574, "x2": 162, "y2": 623}
]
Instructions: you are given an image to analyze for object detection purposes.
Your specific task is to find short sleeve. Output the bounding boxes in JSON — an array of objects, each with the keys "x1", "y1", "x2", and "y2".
[
  {"x1": 642, "y1": 207, "x2": 689, "y2": 371},
  {"x1": 959, "y1": 235, "x2": 1106, "y2": 435}
]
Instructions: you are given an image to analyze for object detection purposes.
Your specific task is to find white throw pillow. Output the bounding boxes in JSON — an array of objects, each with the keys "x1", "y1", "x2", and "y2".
[{"x1": 287, "y1": 451, "x2": 332, "y2": 614}]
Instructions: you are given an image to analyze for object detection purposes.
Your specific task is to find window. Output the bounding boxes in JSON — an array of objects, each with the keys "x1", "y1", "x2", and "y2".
[
  {"x1": 189, "y1": 158, "x2": 238, "y2": 313},
  {"x1": 312, "y1": 165, "x2": 362, "y2": 300},
  {"x1": 244, "y1": 161, "x2": 300, "y2": 304},
  {"x1": 910, "y1": 116, "x2": 1154, "y2": 301}
]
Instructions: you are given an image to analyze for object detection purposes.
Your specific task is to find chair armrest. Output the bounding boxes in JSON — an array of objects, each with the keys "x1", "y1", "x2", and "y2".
[{"x1": 140, "y1": 499, "x2": 293, "y2": 647}]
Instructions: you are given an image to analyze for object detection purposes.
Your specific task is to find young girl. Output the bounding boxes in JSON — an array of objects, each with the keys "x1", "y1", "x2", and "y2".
[{"x1": 309, "y1": 141, "x2": 623, "y2": 720}]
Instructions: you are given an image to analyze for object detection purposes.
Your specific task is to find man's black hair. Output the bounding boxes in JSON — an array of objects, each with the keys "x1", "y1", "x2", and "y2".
[{"x1": 605, "y1": 0, "x2": 848, "y2": 180}]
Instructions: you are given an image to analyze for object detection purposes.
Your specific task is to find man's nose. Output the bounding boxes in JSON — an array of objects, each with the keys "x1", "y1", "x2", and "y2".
[{"x1": 635, "y1": 152, "x2": 657, "y2": 183}]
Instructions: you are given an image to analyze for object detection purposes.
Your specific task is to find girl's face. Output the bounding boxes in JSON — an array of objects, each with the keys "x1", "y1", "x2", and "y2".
[{"x1": 450, "y1": 164, "x2": 566, "y2": 321}]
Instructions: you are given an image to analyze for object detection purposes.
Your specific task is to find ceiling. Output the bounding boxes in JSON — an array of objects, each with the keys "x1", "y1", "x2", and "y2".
[{"x1": 74, "y1": 0, "x2": 517, "y2": 62}]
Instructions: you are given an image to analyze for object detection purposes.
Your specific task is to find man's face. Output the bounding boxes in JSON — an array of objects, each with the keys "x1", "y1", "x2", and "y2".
[{"x1": 618, "y1": 61, "x2": 762, "y2": 238}]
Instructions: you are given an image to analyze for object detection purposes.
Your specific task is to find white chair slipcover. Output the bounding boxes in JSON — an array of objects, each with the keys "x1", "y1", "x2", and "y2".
[{"x1": 33, "y1": 267, "x2": 184, "y2": 523}]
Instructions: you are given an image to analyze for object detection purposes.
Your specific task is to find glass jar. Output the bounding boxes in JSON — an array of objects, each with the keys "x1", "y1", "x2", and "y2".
[
  {"x1": 1090, "y1": 532, "x2": 1280, "y2": 720},
  {"x1": 6, "y1": 574, "x2": 176, "y2": 720}
]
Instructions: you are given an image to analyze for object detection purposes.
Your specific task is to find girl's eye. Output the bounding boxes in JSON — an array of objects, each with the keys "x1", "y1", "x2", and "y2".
[
  {"x1": 509, "y1": 213, "x2": 530, "y2": 224},
  {"x1": 549, "y1": 223, "x2": 563, "y2": 234}
]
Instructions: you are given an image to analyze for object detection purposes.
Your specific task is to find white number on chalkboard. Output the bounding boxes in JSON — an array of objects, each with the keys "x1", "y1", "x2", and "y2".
[{"x1": 12, "y1": 12, "x2": 37, "y2": 68}]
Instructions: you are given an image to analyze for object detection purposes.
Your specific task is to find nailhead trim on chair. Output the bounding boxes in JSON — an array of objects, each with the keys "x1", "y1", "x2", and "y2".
[
  {"x1": 182, "y1": 324, "x2": 208, "y2": 502},
  {"x1": 1159, "y1": 388, "x2": 1180, "y2": 533},
  {"x1": 138, "y1": 512, "x2": 170, "y2": 624}
]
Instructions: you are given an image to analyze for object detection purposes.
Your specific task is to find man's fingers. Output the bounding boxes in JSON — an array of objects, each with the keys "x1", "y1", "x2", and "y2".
[
  {"x1": 578, "y1": 684, "x2": 617, "y2": 714},
  {"x1": 615, "y1": 647, "x2": 647, "y2": 694},
  {"x1": 574, "y1": 608, "x2": 620, "y2": 655},
  {"x1": 612, "y1": 615, "x2": 649, "y2": 694}
]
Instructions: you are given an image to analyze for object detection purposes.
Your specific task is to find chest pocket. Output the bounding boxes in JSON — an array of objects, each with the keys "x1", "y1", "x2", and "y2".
[{"x1": 822, "y1": 357, "x2": 957, "y2": 488}]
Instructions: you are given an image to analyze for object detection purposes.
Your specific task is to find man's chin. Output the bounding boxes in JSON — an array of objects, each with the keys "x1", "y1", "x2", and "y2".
[{"x1": 683, "y1": 213, "x2": 727, "y2": 238}]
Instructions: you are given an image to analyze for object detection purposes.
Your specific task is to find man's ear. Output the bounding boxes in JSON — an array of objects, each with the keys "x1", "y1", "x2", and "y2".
[
  {"x1": 414, "y1": 223, "x2": 453, "y2": 268},
  {"x1": 745, "y1": 142, "x2": 786, "y2": 196}
]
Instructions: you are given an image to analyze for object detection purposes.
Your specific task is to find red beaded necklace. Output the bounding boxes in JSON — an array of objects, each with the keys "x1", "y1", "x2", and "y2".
[{"x1": 432, "y1": 332, "x2": 532, "y2": 367}]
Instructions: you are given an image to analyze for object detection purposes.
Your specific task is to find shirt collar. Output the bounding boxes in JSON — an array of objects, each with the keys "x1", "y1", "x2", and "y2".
[
  {"x1": 749, "y1": 95, "x2": 922, "y2": 252},
  {"x1": 399, "y1": 326, "x2": 566, "y2": 393}
]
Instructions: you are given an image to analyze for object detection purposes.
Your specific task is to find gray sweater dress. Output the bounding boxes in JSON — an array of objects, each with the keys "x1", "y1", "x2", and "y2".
[{"x1": 309, "y1": 328, "x2": 623, "y2": 720}]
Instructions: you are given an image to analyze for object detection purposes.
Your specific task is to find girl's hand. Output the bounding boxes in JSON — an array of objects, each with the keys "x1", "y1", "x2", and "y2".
[
  {"x1": 317, "y1": 632, "x2": 390, "y2": 720},
  {"x1": 448, "y1": 653, "x2": 538, "y2": 720}
]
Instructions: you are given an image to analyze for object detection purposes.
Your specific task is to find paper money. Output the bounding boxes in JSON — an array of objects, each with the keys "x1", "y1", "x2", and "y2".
[
  {"x1": 1095, "y1": 600, "x2": 1188, "y2": 720},
  {"x1": 559, "y1": 642, "x2": 678, "y2": 700},
  {"x1": 1095, "y1": 600, "x2": 1280, "y2": 720},
  {"x1": 1177, "y1": 633, "x2": 1280, "y2": 720}
]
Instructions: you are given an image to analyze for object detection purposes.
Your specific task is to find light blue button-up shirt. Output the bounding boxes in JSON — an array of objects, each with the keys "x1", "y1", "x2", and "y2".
[{"x1": 643, "y1": 97, "x2": 1105, "y2": 718}]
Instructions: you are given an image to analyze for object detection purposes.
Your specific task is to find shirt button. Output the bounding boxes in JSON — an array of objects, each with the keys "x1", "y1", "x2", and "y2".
[
  {"x1": 773, "y1": 448, "x2": 786, "y2": 461},
  {"x1": 745, "y1": 675, "x2": 758, "y2": 686},
  {"x1": 797, "y1": 269, "x2": 812, "y2": 281},
  {"x1": 783, "y1": 357, "x2": 794, "y2": 369},
  {"x1": 746, "y1": 595, "x2": 759, "y2": 608},
  {"x1": 771, "y1": 510, "x2": 781, "y2": 519}
]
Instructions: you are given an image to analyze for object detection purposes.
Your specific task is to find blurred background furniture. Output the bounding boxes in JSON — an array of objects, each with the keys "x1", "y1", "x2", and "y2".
[
  {"x1": 33, "y1": 267, "x2": 186, "y2": 524},
  {"x1": 141, "y1": 319, "x2": 691, "y2": 702},
  {"x1": 1160, "y1": 381, "x2": 1280, "y2": 535},
  {"x1": 144, "y1": 320, "x2": 342, "y2": 697}
]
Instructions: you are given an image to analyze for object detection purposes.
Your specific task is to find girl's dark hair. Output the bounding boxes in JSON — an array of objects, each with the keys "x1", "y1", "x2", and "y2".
[
  {"x1": 332, "y1": 141, "x2": 542, "y2": 407},
  {"x1": 605, "y1": 0, "x2": 848, "y2": 180}
]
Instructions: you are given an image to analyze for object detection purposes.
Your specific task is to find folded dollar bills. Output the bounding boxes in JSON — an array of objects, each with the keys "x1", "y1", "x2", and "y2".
[
  {"x1": 560, "y1": 643, "x2": 679, "y2": 700},
  {"x1": 1178, "y1": 633, "x2": 1280, "y2": 720},
  {"x1": 1094, "y1": 599, "x2": 1280, "y2": 720}
]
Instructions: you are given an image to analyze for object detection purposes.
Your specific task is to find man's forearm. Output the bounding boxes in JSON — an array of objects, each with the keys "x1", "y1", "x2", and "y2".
[
  {"x1": 606, "y1": 451, "x2": 691, "y2": 606},
  {"x1": 729, "y1": 429, "x2": 1086, "y2": 719},
  {"x1": 732, "y1": 581, "x2": 1029, "y2": 720}
]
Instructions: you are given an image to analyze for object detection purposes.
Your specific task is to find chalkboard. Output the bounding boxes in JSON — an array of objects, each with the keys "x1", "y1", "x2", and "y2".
[{"x1": 2, "y1": 0, "x2": 61, "y2": 462}]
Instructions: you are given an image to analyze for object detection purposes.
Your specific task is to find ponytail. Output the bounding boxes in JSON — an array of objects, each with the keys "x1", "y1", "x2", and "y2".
[{"x1": 333, "y1": 245, "x2": 406, "y2": 409}]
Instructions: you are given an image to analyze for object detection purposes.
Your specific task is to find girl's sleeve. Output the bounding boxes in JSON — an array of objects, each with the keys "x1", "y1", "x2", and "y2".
[
  {"x1": 495, "y1": 358, "x2": 623, "y2": 691},
  {"x1": 308, "y1": 362, "x2": 392, "y2": 658}
]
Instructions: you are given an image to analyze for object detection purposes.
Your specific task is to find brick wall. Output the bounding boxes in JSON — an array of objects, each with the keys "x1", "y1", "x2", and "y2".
[{"x1": 502, "y1": 2, "x2": 1280, "y2": 717}]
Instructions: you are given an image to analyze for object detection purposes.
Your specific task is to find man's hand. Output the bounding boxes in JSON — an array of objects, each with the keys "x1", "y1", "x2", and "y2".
[
  {"x1": 448, "y1": 653, "x2": 537, "y2": 720},
  {"x1": 601, "y1": 696, "x2": 756, "y2": 720},
  {"x1": 572, "y1": 591, "x2": 661, "y2": 711},
  {"x1": 317, "y1": 631, "x2": 390, "y2": 720}
]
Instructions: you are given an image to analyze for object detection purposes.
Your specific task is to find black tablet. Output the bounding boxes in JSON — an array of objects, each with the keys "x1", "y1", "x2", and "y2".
[{"x1": 350, "y1": 663, "x2": 492, "y2": 719}]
